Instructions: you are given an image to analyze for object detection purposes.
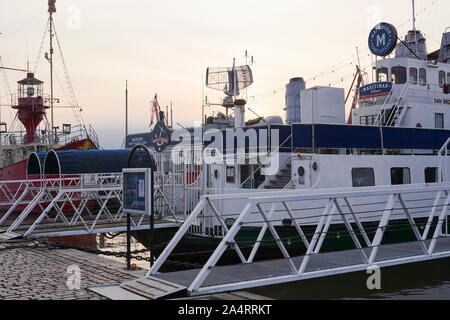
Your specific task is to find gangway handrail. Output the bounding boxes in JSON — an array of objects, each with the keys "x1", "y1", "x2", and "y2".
[
  {"x1": 147, "y1": 182, "x2": 450, "y2": 296},
  {"x1": 385, "y1": 84, "x2": 410, "y2": 126},
  {"x1": 373, "y1": 87, "x2": 395, "y2": 126},
  {"x1": 239, "y1": 134, "x2": 292, "y2": 188},
  {"x1": 0, "y1": 170, "x2": 183, "y2": 237},
  {"x1": 257, "y1": 155, "x2": 291, "y2": 189}
]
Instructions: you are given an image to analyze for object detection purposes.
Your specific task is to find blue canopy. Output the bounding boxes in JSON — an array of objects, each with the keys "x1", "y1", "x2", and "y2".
[
  {"x1": 27, "y1": 152, "x2": 47, "y2": 175},
  {"x1": 43, "y1": 149, "x2": 155, "y2": 175}
]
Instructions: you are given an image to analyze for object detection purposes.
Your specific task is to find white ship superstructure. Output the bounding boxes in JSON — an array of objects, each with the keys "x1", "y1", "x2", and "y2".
[{"x1": 127, "y1": 11, "x2": 450, "y2": 247}]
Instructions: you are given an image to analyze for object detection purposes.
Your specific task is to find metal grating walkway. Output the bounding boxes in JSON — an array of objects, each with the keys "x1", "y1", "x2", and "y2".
[{"x1": 151, "y1": 237, "x2": 450, "y2": 294}]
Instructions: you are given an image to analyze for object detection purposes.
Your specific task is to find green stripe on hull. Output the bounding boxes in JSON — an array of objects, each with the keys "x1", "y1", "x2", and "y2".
[{"x1": 182, "y1": 219, "x2": 449, "y2": 252}]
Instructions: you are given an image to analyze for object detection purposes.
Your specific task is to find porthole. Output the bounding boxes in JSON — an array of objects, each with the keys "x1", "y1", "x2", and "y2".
[
  {"x1": 225, "y1": 218, "x2": 236, "y2": 228},
  {"x1": 298, "y1": 166, "x2": 305, "y2": 177}
]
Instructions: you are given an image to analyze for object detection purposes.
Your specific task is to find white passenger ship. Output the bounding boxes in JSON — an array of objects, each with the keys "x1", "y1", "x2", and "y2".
[{"x1": 129, "y1": 18, "x2": 450, "y2": 253}]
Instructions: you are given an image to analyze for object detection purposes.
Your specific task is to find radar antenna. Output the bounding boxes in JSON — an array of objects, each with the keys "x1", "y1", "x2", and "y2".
[{"x1": 205, "y1": 58, "x2": 253, "y2": 128}]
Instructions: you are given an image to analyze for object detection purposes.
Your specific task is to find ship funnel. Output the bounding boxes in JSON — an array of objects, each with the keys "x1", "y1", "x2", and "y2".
[
  {"x1": 285, "y1": 78, "x2": 306, "y2": 124},
  {"x1": 438, "y1": 31, "x2": 450, "y2": 63},
  {"x1": 395, "y1": 30, "x2": 428, "y2": 60}
]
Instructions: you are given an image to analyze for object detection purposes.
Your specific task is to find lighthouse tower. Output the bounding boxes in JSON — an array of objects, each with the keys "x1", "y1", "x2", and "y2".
[{"x1": 12, "y1": 73, "x2": 49, "y2": 144}]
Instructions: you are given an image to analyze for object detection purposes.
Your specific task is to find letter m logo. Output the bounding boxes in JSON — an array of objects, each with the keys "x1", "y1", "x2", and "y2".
[{"x1": 377, "y1": 34, "x2": 386, "y2": 47}]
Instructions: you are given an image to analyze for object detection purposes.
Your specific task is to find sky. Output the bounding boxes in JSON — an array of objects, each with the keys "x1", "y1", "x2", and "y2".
[{"x1": 0, "y1": 0, "x2": 448, "y2": 149}]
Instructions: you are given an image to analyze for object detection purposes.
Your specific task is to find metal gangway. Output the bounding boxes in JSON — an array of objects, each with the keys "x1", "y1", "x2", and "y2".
[
  {"x1": 0, "y1": 173, "x2": 181, "y2": 239},
  {"x1": 105, "y1": 182, "x2": 450, "y2": 299}
]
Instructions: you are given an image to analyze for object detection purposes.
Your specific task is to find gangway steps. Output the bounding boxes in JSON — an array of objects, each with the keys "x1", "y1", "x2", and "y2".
[
  {"x1": 119, "y1": 276, "x2": 187, "y2": 300},
  {"x1": 0, "y1": 229, "x2": 21, "y2": 241},
  {"x1": 149, "y1": 237, "x2": 450, "y2": 296}
]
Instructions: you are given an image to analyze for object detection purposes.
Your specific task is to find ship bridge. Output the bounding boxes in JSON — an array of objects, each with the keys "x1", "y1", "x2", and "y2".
[{"x1": 353, "y1": 30, "x2": 450, "y2": 129}]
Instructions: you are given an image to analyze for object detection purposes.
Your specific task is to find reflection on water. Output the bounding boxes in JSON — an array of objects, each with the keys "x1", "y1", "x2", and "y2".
[
  {"x1": 249, "y1": 258, "x2": 450, "y2": 300},
  {"x1": 96, "y1": 233, "x2": 149, "y2": 270}
]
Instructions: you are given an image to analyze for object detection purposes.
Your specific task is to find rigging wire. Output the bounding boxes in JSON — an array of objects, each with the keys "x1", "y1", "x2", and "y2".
[
  {"x1": 33, "y1": 18, "x2": 49, "y2": 74},
  {"x1": 52, "y1": 23, "x2": 85, "y2": 128},
  {"x1": 245, "y1": 0, "x2": 441, "y2": 103},
  {"x1": 397, "y1": 0, "x2": 440, "y2": 30},
  {"x1": 0, "y1": 57, "x2": 13, "y2": 121},
  {"x1": 0, "y1": 1, "x2": 45, "y2": 37}
]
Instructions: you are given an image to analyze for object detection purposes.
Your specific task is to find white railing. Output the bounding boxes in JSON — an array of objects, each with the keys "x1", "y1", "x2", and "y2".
[
  {"x1": 373, "y1": 84, "x2": 410, "y2": 127},
  {"x1": 384, "y1": 85, "x2": 410, "y2": 127},
  {"x1": 373, "y1": 87, "x2": 395, "y2": 126},
  {"x1": 0, "y1": 172, "x2": 181, "y2": 238},
  {"x1": 0, "y1": 124, "x2": 90, "y2": 148},
  {"x1": 239, "y1": 134, "x2": 292, "y2": 189},
  {"x1": 439, "y1": 138, "x2": 450, "y2": 183},
  {"x1": 257, "y1": 155, "x2": 291, "y2": 190}
]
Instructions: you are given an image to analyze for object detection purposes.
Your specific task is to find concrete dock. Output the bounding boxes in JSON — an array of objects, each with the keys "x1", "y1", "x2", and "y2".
[
  {"x1": 0, "y1": 242, "x2": 147, "y2": 300},
  {"x1": 0, "y1": 240, "x2": 271, "y2": 300}
]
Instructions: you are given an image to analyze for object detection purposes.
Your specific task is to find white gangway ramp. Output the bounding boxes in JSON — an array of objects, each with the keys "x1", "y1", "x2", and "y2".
[
  {"x1": 119, "y1": 183, "x2": 450, "y2": 298},
  {"x1": 0, "y1": 173, "x2": 180, "y2": 239}
]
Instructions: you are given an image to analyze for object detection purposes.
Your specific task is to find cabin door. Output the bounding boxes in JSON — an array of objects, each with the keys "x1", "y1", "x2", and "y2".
[
  {"x1": 208, "y1": 164, "x2": 224, "y2": 190},
  {"x1": 293, "y1": 158, "x2": 311, "y2": 188}
]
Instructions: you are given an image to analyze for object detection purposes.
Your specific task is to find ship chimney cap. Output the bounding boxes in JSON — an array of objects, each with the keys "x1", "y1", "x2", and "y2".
[{"x1": 290, "y1": 77, "x2": 305, "y2": 83}]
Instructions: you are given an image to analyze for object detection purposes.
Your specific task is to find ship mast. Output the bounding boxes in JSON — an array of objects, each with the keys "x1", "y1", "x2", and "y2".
[
  {"x1": 48, "y1": 0, "x2": 56, "y2": 145},
  {"x1": 412, "y1": 0, "x2": 419, "y2": 57}
]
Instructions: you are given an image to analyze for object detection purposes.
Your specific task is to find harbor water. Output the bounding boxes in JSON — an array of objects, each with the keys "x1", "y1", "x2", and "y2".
[{"x1": 249, "y1": 258, "x2": 450, "y2": 300}]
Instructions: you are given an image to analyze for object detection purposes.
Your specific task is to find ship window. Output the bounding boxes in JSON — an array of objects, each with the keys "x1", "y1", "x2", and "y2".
[
  {"x1": 391, "y1": 168, "x2": 411, "y2": 185},
  {"x1": 376, "y1": 68, "x2": 389, "y2": 82},
  {"x1": 439, "y1": 71, "x2": 446, "y2": 88},
  {"x1": 419, "y1": 68, "x2": 427, "y2": 86},
  {"x1": 435, "y1": 113, "x2": 444, "y2": 129},
  {"x1": 425, "y1": 167, "x2": 438, "y2": 183},
  {"x1": 226, "y1": 166, "x2": 235, "y2": 183},
  {"x1": 239, "y1": 165, "x2": 264, "y2": 189},
  {"x1": 360, "y1": 116, "x2": 367, "y2": 125},
  {"x1": 409, "y1": 68, "x2": 418, "y2": 84},
  {"x1": 391, "y1": 67, "x2": 407, "y2": 84},
  {"x1": 360, "y1": 115, "x2": 376, "y2": 126},
  {"x1": 352, "y1": 168, "x2": 375, "y2": 188}
]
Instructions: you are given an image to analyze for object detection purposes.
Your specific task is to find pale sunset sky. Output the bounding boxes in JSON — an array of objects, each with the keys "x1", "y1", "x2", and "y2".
[{"x1": 0, "y1": 0, "x2": 448, "y2": 148}]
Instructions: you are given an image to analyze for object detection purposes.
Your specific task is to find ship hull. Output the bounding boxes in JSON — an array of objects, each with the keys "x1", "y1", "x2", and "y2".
[{"x1": 0, "y1": 138, "x2": 98, "y2": 247}]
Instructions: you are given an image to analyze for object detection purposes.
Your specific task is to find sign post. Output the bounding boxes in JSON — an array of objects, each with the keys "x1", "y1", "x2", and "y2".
[{"x1": 123, "y1": 168, "x2": 152, "y2": 269}]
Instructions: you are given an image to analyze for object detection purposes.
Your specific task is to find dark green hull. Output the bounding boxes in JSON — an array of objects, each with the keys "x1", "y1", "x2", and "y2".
[
  {"x1": 183, "y1": 218, "x2": 445, "y2": 251},
  {"x1": 133, "y1": 218, "x2": 448, "y2": 270}
]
